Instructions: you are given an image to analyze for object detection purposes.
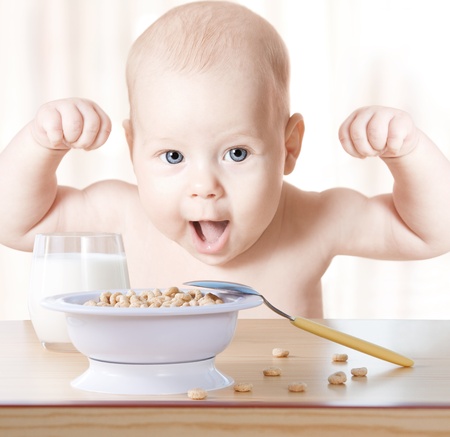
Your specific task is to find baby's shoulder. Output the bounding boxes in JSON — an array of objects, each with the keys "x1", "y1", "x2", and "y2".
[
  {"x1": 82, "y1": 179, "x2": 141, "y2": 214},
  {"x1": 85, "y1": 179, "x2": 139, "y2": 198},
  {"x1": 283, "y1": 183, "x2": 366, "y2": 223},
  {"x1": 276, "y1": 184, "x2": 369, "y2": 258}
]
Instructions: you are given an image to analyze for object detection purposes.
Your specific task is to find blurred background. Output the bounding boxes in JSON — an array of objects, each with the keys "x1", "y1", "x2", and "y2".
[{"x1": 1, "y1": 0, "x2": 450, "y2": 320}]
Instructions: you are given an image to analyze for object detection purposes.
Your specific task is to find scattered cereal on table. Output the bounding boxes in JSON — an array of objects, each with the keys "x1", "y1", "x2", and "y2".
[
  {"x1": 233, "y1": 382, "x2": 253, "y2": 393},
  {"x1": 351, "y1": 367, "x2": 368, "y2": 377},
  {"x1": 187, "y1": 388, "x2": 208, "y2": 400},
  {"x1": 332, "y1": 353, "x2": 348, "y2": 362},
  {"x1": 272, "y1": 348, "x2": 289, "y2": 358},
  {"x1": 288, "y1": 382, "x2": 307, "y2": 392},
  {"x1": 263, "y1": 366, "x2": 282, "y2": 376},
  {"x1": 328, "y1": 371, "x2": 347, "y2": 385}
]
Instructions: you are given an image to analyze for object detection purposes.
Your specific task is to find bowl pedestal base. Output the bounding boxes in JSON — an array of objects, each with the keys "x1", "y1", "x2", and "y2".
[{"x1": 71, "y1": 357, "x2": 233, "y2": 395}]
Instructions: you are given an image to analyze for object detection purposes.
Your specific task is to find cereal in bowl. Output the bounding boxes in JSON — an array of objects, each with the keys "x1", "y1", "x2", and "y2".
[{"x1": 83, "y1": 287, "x2": 224, "y2": 308}]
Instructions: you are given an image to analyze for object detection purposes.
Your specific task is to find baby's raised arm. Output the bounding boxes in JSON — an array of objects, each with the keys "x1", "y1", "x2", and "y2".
[
  {"x1": 336, "y1": 106, "x2": 450, "y2": 259},
  {"x1": 0, "y1": 98, "x2": 111, "y2": 250}
]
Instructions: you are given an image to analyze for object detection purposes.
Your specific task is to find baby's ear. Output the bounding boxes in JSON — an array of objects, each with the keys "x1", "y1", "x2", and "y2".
[
  {"x1": 284, "y1": 113, "x2": 304, "y2": 175},
  {"x1": 122, "y1": 119, "x2": 134, "y2": 157}
]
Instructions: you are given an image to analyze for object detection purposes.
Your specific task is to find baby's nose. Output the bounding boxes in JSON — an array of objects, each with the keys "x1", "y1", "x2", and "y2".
[{"x1": 189, "y1": 170, "x2": 224, "y2": 199}]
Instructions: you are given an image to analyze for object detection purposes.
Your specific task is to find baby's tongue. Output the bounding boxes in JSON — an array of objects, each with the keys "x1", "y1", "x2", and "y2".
[{"x1": 195, "y1": 221, "x2": 228, "y2": 244}]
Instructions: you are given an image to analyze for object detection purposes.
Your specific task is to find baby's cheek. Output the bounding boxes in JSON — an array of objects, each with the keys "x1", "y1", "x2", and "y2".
[
  {"x1": 137, "y1": 188, "x2": 166, "y2": 222},
  {"x1": 245, "y1": 180, "x2": 280, "y2": 215},
  {"x1": 147, "y1": 209, "x2": 179, "y2": 240},
  {"x1": 237, "y1": 191, "x2": 278, "y2": 236}
]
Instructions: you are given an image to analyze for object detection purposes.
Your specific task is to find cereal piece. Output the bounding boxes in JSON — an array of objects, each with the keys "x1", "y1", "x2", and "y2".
[
  {"x1": 130, "y1": 295, "x2": 141, "y2": 304},
  {"x1": 198, "y1": 293, "x2": 218, "y2": 306},
  {"x1": 328, "y1": 371, "x2": 347, "y2": 385},
  {"x1": 189, "y1": 289, "x2": 203, "y2": 300},
  {"x1": 288, "y1": 382, "x2": 307, "y2": 392},
  {"x1": 263, "y1": 366, "x2": 282, "y2": 376},
  {"x1": 99, "y1": 291, "x2": 111, "y2": 303},
  {"x1": 272, "y1": 348, "x2": 289, "y2": 358},
  {"x1": 176, "y1": 292, "x2": 191, "y2": 302},
  {"x1": 83, "y1": 300, "x2": 97, "y2": 306},
  {"x1": 332, "y1": 353, "x2": 348, "y2": 362},
  {"x1": 351, "y1": 367, "x2": 368, "y2": 377},
  {"x1": 109, "y1": 292, "x2": 122, "y2": 305},
  {"x1": 233, "y1": 382, "x2": 253, "y2": 393},
  {"x1": 187, "y1": 388, "x2": 207, "y2": 400},
  {"x1": 164, "y1": 286, "x2": 179, "y2": 297},
  {"x1": 206, "y1": 292, "x2": 222, "y2": 303},
  {"x1": 139, "y1": 290, "x2": 152, "y2": 300},
  {"x1": 117, "y1": 294, "x2": 130, "y2": 304}
]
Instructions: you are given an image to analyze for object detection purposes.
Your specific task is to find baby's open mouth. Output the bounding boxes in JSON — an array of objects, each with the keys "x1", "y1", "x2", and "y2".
[{"x1": 192, "y1": 220, "x2": 229, "y2": 244}]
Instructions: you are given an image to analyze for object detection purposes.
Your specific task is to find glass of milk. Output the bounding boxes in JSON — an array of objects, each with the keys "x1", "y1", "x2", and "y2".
[{"x1": 28, "y1": 233, "x2": 130, "y2": 352}]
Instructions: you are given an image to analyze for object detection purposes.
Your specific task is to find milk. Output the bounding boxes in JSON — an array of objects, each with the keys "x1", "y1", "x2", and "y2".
[{"x1": 29, "y1": 252, "x2": 130, "y2": 347}]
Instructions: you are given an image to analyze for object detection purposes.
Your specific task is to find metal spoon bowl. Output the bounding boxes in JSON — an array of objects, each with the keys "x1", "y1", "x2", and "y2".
[{"x1": 185, "y1": 280, "x2": 414, "y2": 367}]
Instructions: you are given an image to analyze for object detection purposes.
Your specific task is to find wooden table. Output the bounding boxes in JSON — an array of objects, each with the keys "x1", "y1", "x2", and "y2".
[{"x1": 1, "y1": 319, "x2": 449, "y2": 436}]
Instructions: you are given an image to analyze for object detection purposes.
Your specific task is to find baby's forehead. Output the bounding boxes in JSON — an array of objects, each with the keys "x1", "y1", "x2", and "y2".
[
  {"x1": 131, "y1": 66, "x2": 271, "y2": 117},
  {"x1": 129, "y1": 68, "x2": 283, "y2": 142}
]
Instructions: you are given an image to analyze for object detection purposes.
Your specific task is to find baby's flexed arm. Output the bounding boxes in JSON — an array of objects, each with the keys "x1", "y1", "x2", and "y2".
[
  {"x1": 0, "y1": 98, "x2": 111, "y2": 250},
  {"x1": 336, "y1": 106, "x2": 450, "y2": 259}
]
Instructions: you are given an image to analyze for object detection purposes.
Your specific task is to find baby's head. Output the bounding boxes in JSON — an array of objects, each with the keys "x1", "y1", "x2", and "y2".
[
  {"x1": 123, "y1": 1, "x2": 303, "y2": 266},
  {"x1": 126, "y1": 1, "x2": 291, "y2": 127}
]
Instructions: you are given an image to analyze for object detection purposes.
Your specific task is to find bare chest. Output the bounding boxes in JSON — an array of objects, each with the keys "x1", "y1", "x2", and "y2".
[{"x1": 124, "y1": 227, "x2": 329, "y2": 318}]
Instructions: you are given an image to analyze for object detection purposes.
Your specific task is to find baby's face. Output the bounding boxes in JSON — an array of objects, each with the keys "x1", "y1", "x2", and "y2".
[{"x1": 128, "y1": 68, "x2": 288, "y2": 265}]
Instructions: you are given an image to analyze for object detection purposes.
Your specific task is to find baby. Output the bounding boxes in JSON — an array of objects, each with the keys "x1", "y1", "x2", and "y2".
[{"x1": 1, "y1": 1, "x2": 450, "y2": 318}]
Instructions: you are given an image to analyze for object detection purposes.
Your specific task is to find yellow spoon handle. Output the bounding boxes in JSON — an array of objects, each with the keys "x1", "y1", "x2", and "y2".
[{"x1": 291, "y1": 317, "x2": 414, "y2": 367}]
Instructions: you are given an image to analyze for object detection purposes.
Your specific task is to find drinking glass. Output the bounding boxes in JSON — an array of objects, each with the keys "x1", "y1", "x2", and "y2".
[{"x1": 28, "y1": 232, "x2": 130, "y2": 352}]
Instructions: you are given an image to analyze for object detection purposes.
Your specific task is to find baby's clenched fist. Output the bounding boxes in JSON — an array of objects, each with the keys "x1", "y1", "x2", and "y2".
[
  {"x1": 339, "y1": 106, "x2": 419, "y2": 159},
  {"x1": 30, "y1": 98, "x2": 111, "y2": 151}
]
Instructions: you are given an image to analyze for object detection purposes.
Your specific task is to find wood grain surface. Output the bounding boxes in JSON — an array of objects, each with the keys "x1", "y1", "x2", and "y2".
[{"x1": 0, "y1": 319, "x2": 449, "y2": 436}]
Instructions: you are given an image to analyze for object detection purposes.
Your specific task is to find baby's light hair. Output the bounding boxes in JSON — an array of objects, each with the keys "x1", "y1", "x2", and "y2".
[{"x1": 126, "y1": 1, "x2": 291, "y2": 122}]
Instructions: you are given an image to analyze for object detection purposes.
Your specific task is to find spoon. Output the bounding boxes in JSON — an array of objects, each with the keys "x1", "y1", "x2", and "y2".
[{"x1": 184, "y1": 280, "x2": 414, "y2": 367}]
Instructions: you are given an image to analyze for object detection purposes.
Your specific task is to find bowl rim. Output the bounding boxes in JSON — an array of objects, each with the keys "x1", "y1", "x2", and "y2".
[{"x1": 41, "y1": 288, "x2": 263, "y2": 317}]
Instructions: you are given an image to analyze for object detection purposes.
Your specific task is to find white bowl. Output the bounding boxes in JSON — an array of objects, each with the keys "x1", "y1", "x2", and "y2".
[{"x1": 42, "y1": 288, "x2": 262, "y2": 395}]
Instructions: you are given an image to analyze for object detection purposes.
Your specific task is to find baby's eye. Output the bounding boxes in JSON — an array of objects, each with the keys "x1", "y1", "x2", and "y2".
[
  {"x1": 160, "y1": 150, "x2": 184, "y2": 164},
  {"x1": 224, "y1": 148, "x2": 248, "y2": 162}
]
